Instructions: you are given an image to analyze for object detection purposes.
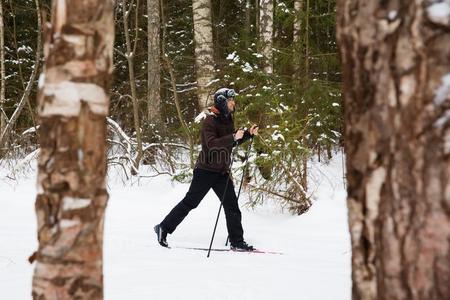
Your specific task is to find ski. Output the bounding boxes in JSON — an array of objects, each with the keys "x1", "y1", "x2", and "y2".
[{"x1": 173, "y1": 246, "x2": 283, "y2": 255}]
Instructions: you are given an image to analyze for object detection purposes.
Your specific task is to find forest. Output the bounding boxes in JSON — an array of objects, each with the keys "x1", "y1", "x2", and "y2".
[
  {"x1": 0, "y1": 0, "x2": 341, "y2": 212},
  {"x1": 0, "y1": 0, "x2": 448, "y2": 299}
]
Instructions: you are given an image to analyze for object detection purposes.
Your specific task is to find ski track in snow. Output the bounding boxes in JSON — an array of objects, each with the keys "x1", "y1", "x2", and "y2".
[{"x1": 0, "y1": 153, "x2": 351, "y2": 300}]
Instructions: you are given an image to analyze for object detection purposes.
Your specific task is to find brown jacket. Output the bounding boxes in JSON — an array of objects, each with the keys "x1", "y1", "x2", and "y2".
[{"x1": 195, "y1": 107, "x2": 251, "y2": 174}]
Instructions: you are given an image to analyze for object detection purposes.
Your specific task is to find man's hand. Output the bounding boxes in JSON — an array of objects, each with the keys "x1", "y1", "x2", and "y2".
[
  {"x1": 235, "y1": 129, "x2": 245, "y2": 140},
  {"x1": 249, "y1": 124, "x2": 259, "y2": 136}
]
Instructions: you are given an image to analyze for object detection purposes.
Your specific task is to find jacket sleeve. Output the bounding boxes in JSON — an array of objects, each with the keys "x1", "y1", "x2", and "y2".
[{"x1": 203, "y1": 117, "x2": 235, "y2": 148}]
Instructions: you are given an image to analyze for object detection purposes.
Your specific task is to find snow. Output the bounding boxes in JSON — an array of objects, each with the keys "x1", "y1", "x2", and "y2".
[
  {"x1": 205, "y1": 78, "x2": 220, "y2": 87},
  {"x1": 17, "y1": 45, "x2": 33, "y2": 54},
  {"x1": 194, "y1": 111, "x2": 207, "y2": 123},
  {"x1": 252, "y1": 53, "x2": 263, "y2": 58},
  {"x1": 279, "y1": 103, "x2": 289, "y2": 110},
  {"x1": 0, "y1": 154, "x2": 351, "y2": 299},
  {"x1": 226, "y1": 51, "x2": 239, "y2": 62},
  {"x1": 7, "y1": 149, "x2": 40, "y2": 178},
  {"x1": 21, "y1": 126, "x2": 39, "y2": 135},
  {"x1": 242, "y1": 62, "x2": 253, "y2": 73},
  {"x1": 427, "y1": 1, "x2": 450, "y2": 26},
  {"x1": 271, "y1": 131, "x2": 285, "y2": 141}
]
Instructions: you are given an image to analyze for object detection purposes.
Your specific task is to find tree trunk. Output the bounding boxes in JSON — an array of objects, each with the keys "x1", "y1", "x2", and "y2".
[
  {"x1": 193, "y1": 0, "x2": 215, "y2": 110},
  {"x1": 0, "y1": 0, "x2": 5, "y2": 135},
  {"x1": 259, "y1": 0, "x2": 273, "y2": 74},
  {"x1": 300, "y1": 155, "x2": 307, "y2": 192},
  {"x1": 147, "y1": 0, "x2": 161, "y2": 127},
  {"x1": 255, "y1": 0, "x2": 259, "y2": 38},
  {"x1": 244, "y1": 0, "x2": 252, "y2": 48},
  {"x1": 122, "y1": 0, "x2": 143, "y2": 172},
  {"x1": 31, "y1": 0, "x2": 114, "y2": 298},
  {"x1": 337, "y1": 1, "x2": 450, "y2": 299},
  {"x1": 293, "y1": 0, "x2": 303, "y2": 81},
  {"x1": 304, "y1": 0, "x2": 309, "y2": 77}
]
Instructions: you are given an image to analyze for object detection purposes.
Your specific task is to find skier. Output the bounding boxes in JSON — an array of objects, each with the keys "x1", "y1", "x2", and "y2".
[{"x1": 154, "y1": 88, "x2": 259, "y2": 251}]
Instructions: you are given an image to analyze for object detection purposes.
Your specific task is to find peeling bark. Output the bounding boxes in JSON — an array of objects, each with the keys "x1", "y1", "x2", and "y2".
[
  {"x1": 147, "y1": 0, "x2": 161, "y2": 126},
  {"x1": 32, "y1": 0, "x2": 114, "y2": 299},
  {"x1": 293, "y1": 0, "x2": 303, "y2": 81},
  {"x1": 259, "y1": 0, "x2": 273, "y2": 74},
  {"x1": 0, "y1": 0, "x2": 5, "y2": 135},
  {"x1": 337, "y1": 1, "x2": 450, "y2": 299},
  {"x1": 193, "y1": 0, "x2": 215, "y2": 110}
]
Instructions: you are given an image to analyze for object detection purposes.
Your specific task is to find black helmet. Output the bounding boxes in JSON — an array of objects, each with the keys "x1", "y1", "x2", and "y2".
[
  {"x1": 213, "y1": 88, "x2": 237, "y2": 117},
  {"x1": 214, "y1": 88, "x2": 236, "y2": 100}
]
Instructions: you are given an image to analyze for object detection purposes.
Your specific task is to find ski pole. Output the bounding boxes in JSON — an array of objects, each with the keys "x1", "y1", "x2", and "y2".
[
  {"x1": 207, "y1": 146, "x2": 237, "y2": 258},
  {"x1": 225, "y1": 137, "x2": 254, "y2": 246}
]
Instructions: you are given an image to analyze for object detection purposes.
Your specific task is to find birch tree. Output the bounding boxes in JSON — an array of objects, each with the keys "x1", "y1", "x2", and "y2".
[
  {"x1": 293, "y1": 0, "x2": 309, "y2": 191},
  {"x1": 193, "y1": 0, "x2": 215, "y2": 110},
  {"x1": 259, "y1": 0, "x2": 273, "y2": 74},
  {"x1": 31, "y1": 0, "x2": 114, "y2": 298},
  {"x1": 304, "y1": 0, "x2": 310, "y2": 76},
  {"x1": 244, "y1": 0, "x2": 252, "y2": 48},
  {"x1": 147, "y1": 0, "x2": 161, "y2": 127},
  {"x1": 293, "y1": 0, "x2": 303, "y2": 81},
  {"x1": 0, "y1": 0, "x2": 5, "y2": 135},
  {"x1": 293, "y1": 0, "x2": 303, "y2": 45},
  {"x1": 337, "y1": 0, "x2": 450, "y2": 299}
]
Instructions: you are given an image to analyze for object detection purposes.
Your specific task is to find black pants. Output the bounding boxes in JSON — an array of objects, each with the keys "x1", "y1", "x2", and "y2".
[{"x1": 160, "y1": 168, "x2": 244, "y2": 244}]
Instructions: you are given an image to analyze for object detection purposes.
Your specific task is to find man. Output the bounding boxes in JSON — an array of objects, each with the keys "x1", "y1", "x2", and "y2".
[{"x1": 154, "y1": 88, "x2": 259, "y2": 251}]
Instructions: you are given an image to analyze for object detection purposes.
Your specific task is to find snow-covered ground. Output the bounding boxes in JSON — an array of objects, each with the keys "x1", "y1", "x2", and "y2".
[{"x1": 0, "y1": 153, "x2": 351, "y2": 299}]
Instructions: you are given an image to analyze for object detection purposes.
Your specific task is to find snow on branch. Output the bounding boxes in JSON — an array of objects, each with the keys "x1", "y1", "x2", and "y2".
[
  {"x1": 22, "y1": 126, "x2": 40, "y2": 135},
  {"x1": 106, "y1": 117, "x2": 191, "y2": 178},
  {"x1": 7, "y1": 148, "x2": 40, "y2": 179}
]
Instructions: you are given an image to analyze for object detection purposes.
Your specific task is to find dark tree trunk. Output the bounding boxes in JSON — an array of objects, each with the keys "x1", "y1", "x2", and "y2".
[{"x1": 337, "y1": 1, "x2": 450, "y2": 299}]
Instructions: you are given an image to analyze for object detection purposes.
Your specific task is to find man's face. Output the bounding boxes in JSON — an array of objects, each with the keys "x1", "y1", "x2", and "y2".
[{"x1": 227, "y1": 98, "x2": 236, "y2": 112}]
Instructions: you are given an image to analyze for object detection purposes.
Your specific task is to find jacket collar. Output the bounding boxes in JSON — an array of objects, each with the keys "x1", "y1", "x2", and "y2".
[
  {"x1": 209, "y1": 106, "x2": 232, "y2": 123},
  {"x1": 210, "y1": 106, "x2": 221, "y2": 115}
]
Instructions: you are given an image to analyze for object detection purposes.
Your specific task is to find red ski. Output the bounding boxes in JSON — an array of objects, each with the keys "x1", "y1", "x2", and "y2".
[{"x1": 173, "y1": 246, "x2": 283, "y2": 255}]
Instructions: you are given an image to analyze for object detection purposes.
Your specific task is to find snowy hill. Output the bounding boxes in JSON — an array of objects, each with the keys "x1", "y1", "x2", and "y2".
[{"x1": 0, "y1": 153, "x2": 350, "y2": 299}]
